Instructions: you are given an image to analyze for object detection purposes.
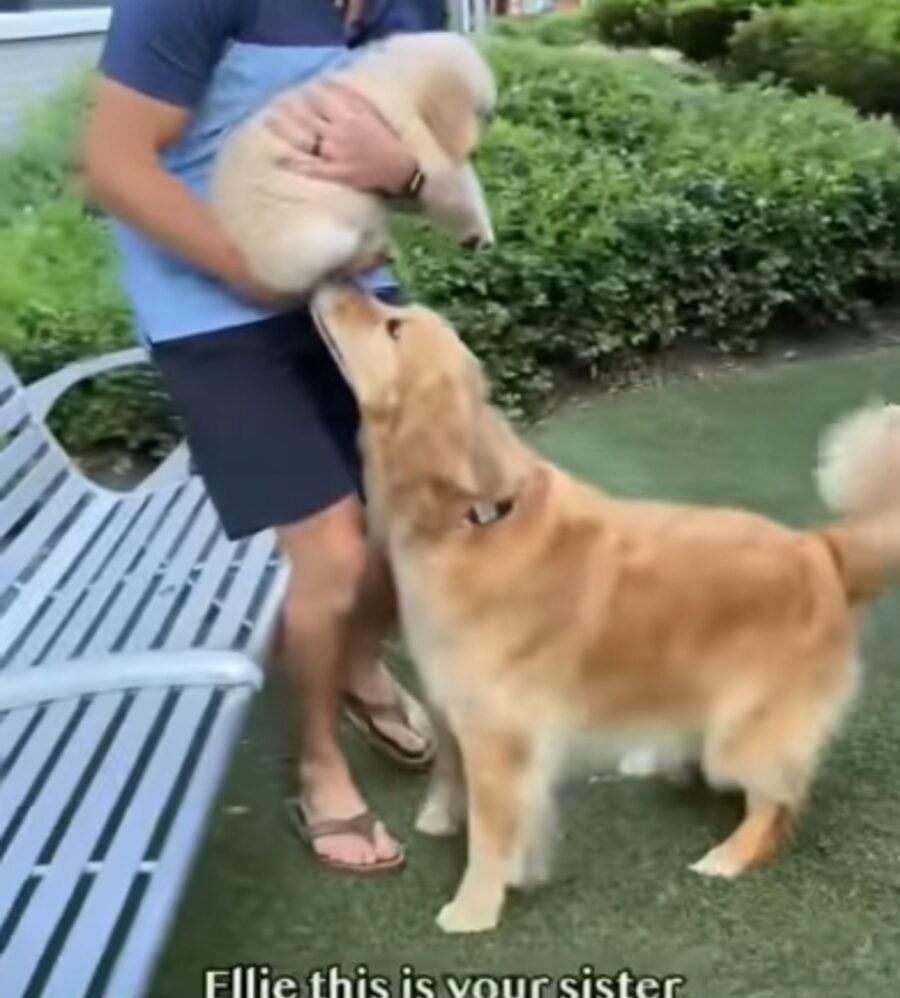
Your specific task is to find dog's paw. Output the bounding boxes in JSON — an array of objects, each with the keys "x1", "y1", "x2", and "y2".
[
  {"x1": 618, "y1": 746, "x2": 696, "y2": 787},
  {"x1": 618, "y1": 747, "x2": 663, "y2": 779},
  {"x1": 689, "y1": 846, "x2": 742, "y2": 880},
  {"x1": 436, "y1": 898, "x2": 500, "y2": 934},
  {"x1": 415, "y1": 800, "x2": 464, "y2": 837},
  {"x1": 507, "y1": 847, "x2": 553, "y2": 890}
]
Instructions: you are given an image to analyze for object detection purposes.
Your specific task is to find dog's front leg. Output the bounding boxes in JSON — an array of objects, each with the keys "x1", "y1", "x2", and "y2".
[
  {"x1": 415, "y1": 708, "x2": 466, "y2": 837},
  {"x1": 436, "y1": 715, "x2": 531, "y2": 934}
]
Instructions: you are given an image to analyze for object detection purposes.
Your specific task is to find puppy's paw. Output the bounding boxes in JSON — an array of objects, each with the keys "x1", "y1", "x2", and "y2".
[
  {"x1": 415, "y1": 799, "x2": 464, "y2": 837},
  {"x1": 436, "y1": 898, "x2": 501, "y2": 934},
  {"x1": 689, "y1": 846, "x2": 742, "y2": 880}
]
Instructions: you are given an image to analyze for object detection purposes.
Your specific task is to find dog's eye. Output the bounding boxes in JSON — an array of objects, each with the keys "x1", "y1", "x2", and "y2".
[{"x1": 385, "y1": 317, "x2": 403, "y2": 340}]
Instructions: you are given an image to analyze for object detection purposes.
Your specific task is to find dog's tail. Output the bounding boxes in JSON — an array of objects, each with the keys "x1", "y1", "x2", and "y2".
[{"x1": 815, "y1": 401, "x2": 900, "y2": 604}]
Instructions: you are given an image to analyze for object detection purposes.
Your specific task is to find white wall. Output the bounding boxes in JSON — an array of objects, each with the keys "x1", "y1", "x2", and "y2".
[{"x1": 0, "y1": 8, "x2": 109, "y2": 146}]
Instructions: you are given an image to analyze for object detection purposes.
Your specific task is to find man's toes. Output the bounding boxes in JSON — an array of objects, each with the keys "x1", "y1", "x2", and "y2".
[{"x1": 371, "y1": 821, "x2": 402, "y2": 863}]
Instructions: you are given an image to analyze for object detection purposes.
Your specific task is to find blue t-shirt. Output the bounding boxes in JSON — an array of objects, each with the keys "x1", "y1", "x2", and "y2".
[{"x1": 98, "y1": 0, "x2": 444, "y2": 344}]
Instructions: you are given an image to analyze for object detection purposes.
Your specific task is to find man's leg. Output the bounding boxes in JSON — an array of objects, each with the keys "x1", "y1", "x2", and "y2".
[
  {"x1": 275, "y1": 494, "x2": 428, "y2": 866},
  {"x1": 150, "y1": 303, "x2": 431, "y2": 871}
]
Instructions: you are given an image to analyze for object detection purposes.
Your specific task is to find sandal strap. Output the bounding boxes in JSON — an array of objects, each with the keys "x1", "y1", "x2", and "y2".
[
  {"x1": 303, "y1": 809, "x2": 379, "y2": 843},
  {"x1": 286, "y1": 797, "x2": 381, "y2": 843},
  {"x1": 343, "y1": 690, "x2": 411, "y2": 728}
]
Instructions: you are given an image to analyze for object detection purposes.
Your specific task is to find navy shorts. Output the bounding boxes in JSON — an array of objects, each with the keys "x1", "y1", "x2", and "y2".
[{"x1": 150, "y1": 288, "x2": 402, "y2": 540}]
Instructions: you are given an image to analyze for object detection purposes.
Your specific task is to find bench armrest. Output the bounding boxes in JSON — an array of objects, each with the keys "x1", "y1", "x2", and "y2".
[
  {"x1": 24, "y1": 347, "x2": 148, "y2": 423},
  {"x1": 0, "y1": 650, "x2": 264, "y2": 714}
]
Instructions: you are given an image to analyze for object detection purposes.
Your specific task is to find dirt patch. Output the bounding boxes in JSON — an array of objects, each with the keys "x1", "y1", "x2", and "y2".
[{"x1": 537, "y1": 297, "x2": 900, "y2": 423}]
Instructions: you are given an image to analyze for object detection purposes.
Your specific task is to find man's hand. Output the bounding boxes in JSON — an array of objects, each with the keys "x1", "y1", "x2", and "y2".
[{"x1": 265, "y1": 81, "x2": 418, "y2": 195}]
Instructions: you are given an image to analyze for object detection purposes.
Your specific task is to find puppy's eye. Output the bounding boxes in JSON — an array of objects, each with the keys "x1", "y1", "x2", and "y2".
[{"x1": 386, "y1": 317, "x2": 403, "y2": 340}]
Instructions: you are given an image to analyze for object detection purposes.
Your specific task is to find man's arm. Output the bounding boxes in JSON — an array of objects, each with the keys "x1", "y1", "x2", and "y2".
[
  {"x1": 81, "y1": 0, "x2": 278, "y2": 303},
  {"x1": 81, "y1": 78, "x2": 270, "y2": 300}
]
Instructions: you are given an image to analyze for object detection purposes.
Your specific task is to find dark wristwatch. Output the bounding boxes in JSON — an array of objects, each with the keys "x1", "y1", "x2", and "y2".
[{"x1": 395, "y1": 163, "x2": 425, "y2": 199}]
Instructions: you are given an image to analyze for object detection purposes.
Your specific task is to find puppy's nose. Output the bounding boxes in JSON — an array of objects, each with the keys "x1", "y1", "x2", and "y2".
[{"x1": 462, "y1": 234, "x2": 493, "y2": 250}]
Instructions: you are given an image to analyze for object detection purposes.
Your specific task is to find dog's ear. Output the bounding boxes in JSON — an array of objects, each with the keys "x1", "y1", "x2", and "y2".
[{"x1": 422, "y1": 75, "x2": 479, "y2": 164}]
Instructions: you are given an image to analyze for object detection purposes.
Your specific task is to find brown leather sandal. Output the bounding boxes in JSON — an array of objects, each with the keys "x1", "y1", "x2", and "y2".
[
  {"x1": 284, "y1": 796, "x2": 406, "y2": 875},
  {"x1": 342, "y1": 689, "x2": 436, "y2": 771}
]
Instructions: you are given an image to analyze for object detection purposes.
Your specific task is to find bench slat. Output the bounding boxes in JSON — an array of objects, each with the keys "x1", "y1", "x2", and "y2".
[
  {"x1": 0, "y1": 392, "x2": 28, "y2": 439},
  {"x1": 41, "y1": 688, "x2": 215, "y2": 998},
  {"x1": 117, "y1": 503, "x2": 222, "y2": 653},
  {"x1": 102, "y1": 686, "x2": 253, "y2": 998},
  {"x1": 205, "y1": 531, "x2": 280, "y2": 650},
  {"x1": 0, "y1": 690, "x2": 167, "y2": 997},
  {"x1": 0, "y1": 497, "x2": 114, "y2": 667},
  {"x1": 78, "y1": 483, "x2": 211, "y2": 656},
  {"x1": 34, "y1": 482, "x2": 203, "y2": 665},
  {"x1": 0, "y1": 707, "x2": 37, "y2": 765},
  {"x1": 0, "y1": 694, "x2": 121, "y2": 922},
  {"x1": 0, "y1": 477, "x2": 89, "y2": 594},
  {"x1": 0, "y1": 700, "x2": 81, "y2": 845},
  {"x1": 0, "y1": 423, "x2": 46, "y2": 488},
  {"x1": 0, "y1": 449, "x2": 66, "y2": 543},
  {"x1": 159, "y1": 530, "x2": 248, "y2": 651},
  {"x1": 4, "y1": 492, "x2": 171, "y2": 673}
]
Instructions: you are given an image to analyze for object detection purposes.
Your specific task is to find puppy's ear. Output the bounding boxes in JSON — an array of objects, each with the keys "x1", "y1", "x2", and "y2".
[{"x1": 422, "y1": 77, "x2": 479, "y2": 163}]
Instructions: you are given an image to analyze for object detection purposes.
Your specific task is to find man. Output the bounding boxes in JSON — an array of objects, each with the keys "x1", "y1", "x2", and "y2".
[{"x1": 81, "y1": 0, "x2": 446, "y2": 874}]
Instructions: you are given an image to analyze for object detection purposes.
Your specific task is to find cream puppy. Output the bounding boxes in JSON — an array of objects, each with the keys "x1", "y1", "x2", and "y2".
[{"x1": 210, "y1": 31, "x2": 496, "y2": 294}]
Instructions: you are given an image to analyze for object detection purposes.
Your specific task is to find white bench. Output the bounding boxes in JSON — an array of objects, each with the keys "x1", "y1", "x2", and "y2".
[{"x1": 0, "y1": 347, "x2": 288, "y2": 997}]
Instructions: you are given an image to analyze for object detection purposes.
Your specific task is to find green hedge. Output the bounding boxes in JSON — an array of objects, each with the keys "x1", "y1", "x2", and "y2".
[
  {"x1": 588, "y1": 0, "x2": 671, "y2": 48},
  {"x1": 588, "y1": 0, "x2": 793, "y2": 60},
  {"x1": 490, "y1": 10, "x2": 593, "y2": 47},
  {"x1": 0, "y1": 77, "x2": 181, "y2": 455},
  {"x1": 3, "y1": 41, "x2": 900, "y2": 450},
  {"x1": 729, "y1": 1, "x2": 900, "y2": 116},
  {"x1": 395, "y1": 42, "x2": 900, "y2": 414}
]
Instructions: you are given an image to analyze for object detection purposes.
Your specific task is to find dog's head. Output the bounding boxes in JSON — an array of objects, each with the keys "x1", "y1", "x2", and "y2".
[
  {"x1": 312, "y1": 282, "x2": 530, "y2": 531},
  {"x1": 382, "y1": 32, "x2": 497, "y2": 249}
]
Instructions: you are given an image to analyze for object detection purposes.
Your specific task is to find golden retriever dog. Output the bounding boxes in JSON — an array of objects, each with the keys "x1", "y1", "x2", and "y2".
[
  {"x1": 311, "y1": 283, "x2": 900, "y2": 934},
  {"x1": 210, "y1": 31, "x2": 495, "y2": 294}
]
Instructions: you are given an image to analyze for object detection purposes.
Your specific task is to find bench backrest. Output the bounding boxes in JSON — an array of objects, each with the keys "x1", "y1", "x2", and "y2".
[{"x1": 0, "y1": 356, "x2": 94, "y2": 637}]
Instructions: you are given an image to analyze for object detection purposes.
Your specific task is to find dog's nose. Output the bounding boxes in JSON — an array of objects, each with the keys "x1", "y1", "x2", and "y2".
[{"x1": 462, "y1": 234, "x2": 493, "y2": 250}]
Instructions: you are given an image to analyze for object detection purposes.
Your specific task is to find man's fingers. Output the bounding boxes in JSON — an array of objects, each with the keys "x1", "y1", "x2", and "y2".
[
  {"x1": 276, "y1": 153, "x2": 353, "y2": 185},
  {"x1": 303, "y1": 82, "x2": 357, "y2": 125},
  {"x1": 265, "y1": 98, "x2": 324, "y2": 152}
]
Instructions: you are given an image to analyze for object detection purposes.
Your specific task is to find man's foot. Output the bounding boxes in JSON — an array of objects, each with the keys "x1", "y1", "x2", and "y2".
[
  {"x1": 342, "y1": 660, "x2": 435, "y2": 769},
  {"x1": 287, "y1": 757, "x2": 403, "y2": 872}
]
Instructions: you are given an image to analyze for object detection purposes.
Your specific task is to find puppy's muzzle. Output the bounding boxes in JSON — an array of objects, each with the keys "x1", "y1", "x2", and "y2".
[{"x1": 462, "y1": 233, "x2": 494, "y2": 251}]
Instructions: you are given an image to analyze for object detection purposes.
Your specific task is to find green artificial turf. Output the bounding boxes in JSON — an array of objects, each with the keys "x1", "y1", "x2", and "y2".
[{"x1": 151, "y1": 345, "x2": 900, "y2": 998}]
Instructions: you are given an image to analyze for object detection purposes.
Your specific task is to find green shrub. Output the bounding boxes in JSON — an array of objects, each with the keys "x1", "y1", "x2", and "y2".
[
  {"x1": 587, "y1": 0, "x2": 670, "y2": 48},
  {"x1": 590, "y1": 0, "x2": 796, "y2": 61},
  {"x1": 729, "y1": 1, "x2": 900, "y2": 116},
  {"x1": 668, "y1": 0, "x2": 784, "y2": 62},
  {"x1": 393, "y1": 42, "x2": 900, "y2": 414},
  {"x1": 5, "y1": 41, "x2": 900, "y2": 444},
  {"x1": 0, "y1": 73, "x2": 91, "y2": 225},
  {"x1": 0, "y1": 198, "x2": 181, "y2": 454},
  {"x1": 491, "y1": 10, "x2": 592, "y2": 47}
]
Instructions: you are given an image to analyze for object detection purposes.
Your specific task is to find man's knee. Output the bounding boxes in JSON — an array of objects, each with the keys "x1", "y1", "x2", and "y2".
[{"x1": 278, "y1": 499, "x2": 370, "y2": 628}]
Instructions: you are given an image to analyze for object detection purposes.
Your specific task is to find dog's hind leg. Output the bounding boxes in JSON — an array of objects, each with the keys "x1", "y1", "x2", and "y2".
[
  {"x1": 690, "y1": 663, "x2": 855, "y2": 879},
  {"x1": 436, "y1": 716, "x2": 533, "y2": 934}
]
